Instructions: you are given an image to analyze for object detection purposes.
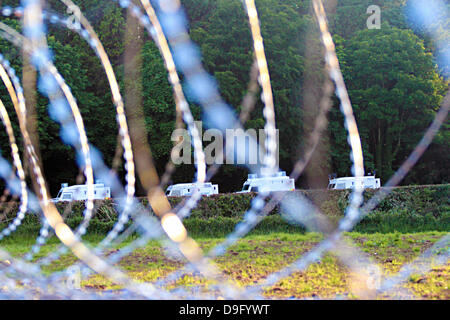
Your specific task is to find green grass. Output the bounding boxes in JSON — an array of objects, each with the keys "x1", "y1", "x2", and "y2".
[
  {"x1": 3, "y1": 210, "x2": 448, "y2": 241},
  {"x1": 1, "y1": 231, "x2": 448, "y2": 299}
]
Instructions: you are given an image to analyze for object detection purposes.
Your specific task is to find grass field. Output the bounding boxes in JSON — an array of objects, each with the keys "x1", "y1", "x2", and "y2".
[{"x1": 1, "y1": 231, "x2": 448, "y2": 299}]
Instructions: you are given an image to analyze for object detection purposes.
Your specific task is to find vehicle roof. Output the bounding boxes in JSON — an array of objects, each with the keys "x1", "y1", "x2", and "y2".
[
  {"x1": 244, "y1": 177, "x2": 294, "y2": 185},
  {"x1": 61, "y1": 184, "x2": 107, "y2": 190},
  {"x1": 169, "y1": 182, "x2": 215, "y2": 188},
  {"x1": 329, "y1": 176, "x2": 377, "y2": 181},
  {"x1": 245, "y1": 176, "x2": 292, "y2": 182}
]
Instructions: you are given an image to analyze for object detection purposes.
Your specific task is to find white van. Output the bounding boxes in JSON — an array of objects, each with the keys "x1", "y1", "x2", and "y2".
[
  {"x1": 327, "y1": 175, "x2": 381, "y2": 190},
  {"x1": 165, "y1": 182, "x2": 219, "y2": 197},
  {"x1": 51, "y1": 182, "x2": 111, "y2": 202},
  {"x1": 238, "y1": 171, "x2": 295, "y2": 193}
]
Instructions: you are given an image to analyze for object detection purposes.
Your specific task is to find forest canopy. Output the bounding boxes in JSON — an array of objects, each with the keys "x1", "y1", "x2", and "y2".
[{"x1": 0, "y1": 0, "x2": 448, "y2": 195}]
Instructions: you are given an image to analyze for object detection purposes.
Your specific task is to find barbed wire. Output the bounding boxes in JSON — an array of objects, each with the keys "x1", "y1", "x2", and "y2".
[{"x1": 0, "y1": 0, "x2": 447, "y2": 300}]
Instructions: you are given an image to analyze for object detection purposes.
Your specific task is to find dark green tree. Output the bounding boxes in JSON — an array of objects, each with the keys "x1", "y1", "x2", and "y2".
[{"x1": 330, "y1": 26, "x2": 448, "y2": 182}]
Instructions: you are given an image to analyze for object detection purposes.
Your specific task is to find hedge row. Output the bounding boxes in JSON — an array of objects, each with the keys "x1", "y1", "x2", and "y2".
[
  {"x1": 0, "y1": 184, "x2": 448, "y2": 236},
  {"x1": 173, "y1": 184, "x2": 449, "y2": 219}
]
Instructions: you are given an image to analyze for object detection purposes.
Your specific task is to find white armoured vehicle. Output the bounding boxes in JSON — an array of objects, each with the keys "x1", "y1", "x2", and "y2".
[
  {"x1": 327, "y1": 174, "x2": 381, "y2": 190},
  {"x1": 165, "y1": 182, "x2": 219, "y2": 197},
  {"x1": 238, "y1": 171, "x2": 295, "y2": 193},
  {"x1": 52, "y1": 182, "x2": 111, "y2": 202}
]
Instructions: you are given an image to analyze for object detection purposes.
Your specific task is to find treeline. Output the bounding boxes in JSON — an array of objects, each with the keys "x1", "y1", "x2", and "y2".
[{"x1": 0, "y1": 0, "x2": 448, "y2": 196}]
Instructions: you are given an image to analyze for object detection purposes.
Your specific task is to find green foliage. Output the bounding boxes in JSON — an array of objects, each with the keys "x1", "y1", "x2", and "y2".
[
  {"x1": 0, "y1": 0, "x2": 448, "y2": 195},
  {"x1": 141, "y1": 41, "x2": 178, "y2": 167},
  {"x1": 329, "y1": 0, "x2": 409, "y2": 38},
  {"x1": 184, "y1": 0, "x2": 308, "y2": 190},
  {"x1": 330, "y1": 26, "x2": 448, "y2": 182}
]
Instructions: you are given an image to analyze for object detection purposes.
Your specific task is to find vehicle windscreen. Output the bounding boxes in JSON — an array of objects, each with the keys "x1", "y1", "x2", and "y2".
[
  {"x1": 62, "y1": 193, "x2": 72, "y2": 200},
  {"x1": 242, "y1": 184, "x2": 250, "y2": 191},
  {"x1": 363, "y1": 180, "x2": 373, "y2": 187}
]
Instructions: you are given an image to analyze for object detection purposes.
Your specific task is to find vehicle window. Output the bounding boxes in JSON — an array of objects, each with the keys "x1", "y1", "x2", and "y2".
[
  {"x1": 166, "y1": 190, "x2": 170, "y2": 195},
  {"x1": 250, "y1": 186, "x2": 259, "y2": 192},
  {"x1": 62, "y1": 193, "x2": 72, "y2": 200}
]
